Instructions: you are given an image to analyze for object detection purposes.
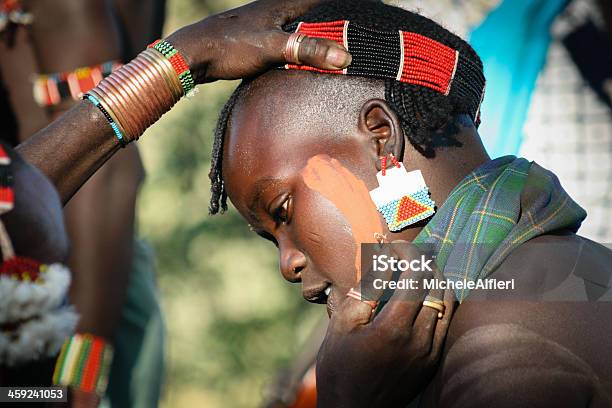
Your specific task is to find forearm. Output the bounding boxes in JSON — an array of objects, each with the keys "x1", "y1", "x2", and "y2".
[{"x1": 16, "y1": 102, "x2": 119, "y2": 204}]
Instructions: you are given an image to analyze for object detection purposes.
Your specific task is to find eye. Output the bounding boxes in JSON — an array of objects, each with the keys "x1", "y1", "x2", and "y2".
[{"x1": 271, "y1": 194, "x2": 293, "y2": 225}]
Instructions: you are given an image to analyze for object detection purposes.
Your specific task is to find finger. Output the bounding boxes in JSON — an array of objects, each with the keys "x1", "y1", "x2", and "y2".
[
  {"x1": 371, "y1": 242, "x2": 433, "y2": 328},
  {"x1": 329, "y1": 244, "x2": 395, "y2": 333},
  {"x1": 331, "y1": 295, "x2": 377, "y2": 332},
  {"x1": 268, "y1": 30, "x2": 352, "y2": 71},
  {"x1": 412, "y1": 291, "x2": 442, "y2": 352},
  {"x1": 393, "y1": 240, "x2": 445, "y2": 308},
  {"x1": 335, "y1": 246, "x2": 396, "y2": 331},
  {"x1": 392, "y1": 242, "x2": 446, "y2": 347},
  {"x1": 428, "y1": 286, "x2": 457, "y2": 360},
  {"x1": 373, "y1": 268, "x2": 430, "y2": 329},
  {"x1": 297, "y1": 35, "x2": 352, "y2": 69},
  {"x1": 358, "y1": 242, "x2": 397, "y2": 303}
]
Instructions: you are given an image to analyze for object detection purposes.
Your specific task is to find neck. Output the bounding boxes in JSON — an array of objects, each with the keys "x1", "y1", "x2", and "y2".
[{"x1": 390, "y1": 119, "x2": 490, "y2": 242}]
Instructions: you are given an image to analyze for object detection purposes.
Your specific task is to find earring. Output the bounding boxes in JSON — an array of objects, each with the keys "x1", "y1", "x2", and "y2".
[
  {"x1": 373, "y1": 232, "x2": 388, "y2": 244},
  {"x1": 369, "y1": 154, "x2": 435, "y2": 232}
]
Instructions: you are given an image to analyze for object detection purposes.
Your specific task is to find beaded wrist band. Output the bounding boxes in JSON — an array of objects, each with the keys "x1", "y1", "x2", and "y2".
[
  {"x1": 83, "y1": 93, "x2": 126, "y2": 147},
  {"x1": 148, "y1": 39, "x2": 195, "y2": 96},
  {"x1": 53, "y1": 333, "x2": 114, "y2": 396}
]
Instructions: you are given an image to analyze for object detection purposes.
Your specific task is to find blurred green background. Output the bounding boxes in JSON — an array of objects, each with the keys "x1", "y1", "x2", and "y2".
[{"x1": 137, "y1": 1, "x2": 324, "y2": 406}]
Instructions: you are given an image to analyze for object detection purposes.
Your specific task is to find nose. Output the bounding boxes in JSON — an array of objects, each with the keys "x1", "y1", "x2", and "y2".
[{"x1": 279, "y1": 244, "x2": 307, "y2": 283}]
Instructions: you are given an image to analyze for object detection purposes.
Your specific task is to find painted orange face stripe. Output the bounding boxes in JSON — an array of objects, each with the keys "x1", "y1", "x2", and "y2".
[{"x1": 300, "y1": 155, "x2": 383, "y2": 281}]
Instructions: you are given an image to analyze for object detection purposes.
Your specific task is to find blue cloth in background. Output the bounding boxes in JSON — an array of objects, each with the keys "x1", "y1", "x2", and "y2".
[{"x1": 469, "y1": 0, "x2": 570, "y2": 158}]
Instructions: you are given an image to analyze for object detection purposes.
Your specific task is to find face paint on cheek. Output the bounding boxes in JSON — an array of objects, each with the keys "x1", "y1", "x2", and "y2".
[{"x1": 300, "y1": 155, "x2": 384, "y2": 282}]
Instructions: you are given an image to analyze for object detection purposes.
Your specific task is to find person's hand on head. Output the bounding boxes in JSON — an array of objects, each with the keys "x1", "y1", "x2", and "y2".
[
  {"x1": 166, "y1": 0, "x2": 353, "y2": 83},
  {"x1": 316, "y1": 241, "x2": 456, "y2": 408}
]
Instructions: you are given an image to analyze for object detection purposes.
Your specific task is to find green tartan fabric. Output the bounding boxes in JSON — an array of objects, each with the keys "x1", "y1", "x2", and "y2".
[{"x1": 413, "y1": 156, "x2": 587, "y2": 302}]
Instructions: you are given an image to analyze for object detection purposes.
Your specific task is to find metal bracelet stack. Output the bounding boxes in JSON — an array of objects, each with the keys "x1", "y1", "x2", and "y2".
[{"x1": 84, "y1": 40, "x2": 189, "y2": 145}]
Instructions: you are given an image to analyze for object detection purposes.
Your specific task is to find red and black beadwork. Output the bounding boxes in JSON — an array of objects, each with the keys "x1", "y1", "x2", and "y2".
[{"x1": 284, "y1": 20, "x2": 485, "y2": 123}]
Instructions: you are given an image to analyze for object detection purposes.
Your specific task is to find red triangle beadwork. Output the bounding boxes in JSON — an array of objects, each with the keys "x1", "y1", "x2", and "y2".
[{"x1": 395, "y1": 195, "x2": 430, "y2": 223}]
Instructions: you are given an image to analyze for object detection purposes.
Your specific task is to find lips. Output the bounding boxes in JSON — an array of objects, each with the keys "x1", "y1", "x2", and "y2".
[
  {"x1": 302, "y1": 283, "x2": 331, "y2": 305},
  {"x1": 303, "y1": 283, "x2": 338, "y2": 317}
]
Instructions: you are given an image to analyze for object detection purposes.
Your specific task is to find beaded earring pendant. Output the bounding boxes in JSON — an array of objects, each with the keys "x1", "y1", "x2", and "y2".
[{"x1": 369, "y1": 155, "x2": 435, "y2": 232}]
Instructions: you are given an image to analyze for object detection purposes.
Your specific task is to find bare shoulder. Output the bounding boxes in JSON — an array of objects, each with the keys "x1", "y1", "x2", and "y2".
[
  {"x1": 427, "y1": 322, "x2": 612, "y2": 408},
  {"x1": 422, "y1": 233, "x2": 612, "y2": 407},
  {"x1": 486, "y1": 232, "x2": 612, "y2": 301}
]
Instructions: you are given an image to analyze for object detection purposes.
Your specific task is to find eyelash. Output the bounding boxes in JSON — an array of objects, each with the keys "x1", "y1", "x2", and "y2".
[
  {"x1": 257, "y1": 230, "x2": 278, "y2": 247},
  {"x1": 273, "y1": 196, "x2": 292, "y2": 225}
]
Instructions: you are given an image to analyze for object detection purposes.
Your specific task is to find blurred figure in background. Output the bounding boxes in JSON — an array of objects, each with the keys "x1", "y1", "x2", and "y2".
[{"x1": 0, "y1": 0, "x2": 166, "y2": 406}]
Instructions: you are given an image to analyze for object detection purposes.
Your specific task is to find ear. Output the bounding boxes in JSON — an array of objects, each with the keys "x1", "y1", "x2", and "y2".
[{"x1": 358, "y1": 99, "x2": 404, "y2": 170}]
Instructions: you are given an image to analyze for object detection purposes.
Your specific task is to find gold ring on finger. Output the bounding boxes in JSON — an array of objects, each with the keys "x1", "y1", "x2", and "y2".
[
  {"x1": 422, "y1": 295, "x2": 445, "y2": 319},
  {"x1": 285, "y1": 32, "x2": 306, "y2": 65}
]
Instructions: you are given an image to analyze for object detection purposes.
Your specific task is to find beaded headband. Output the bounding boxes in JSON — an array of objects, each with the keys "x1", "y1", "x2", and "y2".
[{"x1": 285, "y1": 20, "x2": 486, "y2": 124}]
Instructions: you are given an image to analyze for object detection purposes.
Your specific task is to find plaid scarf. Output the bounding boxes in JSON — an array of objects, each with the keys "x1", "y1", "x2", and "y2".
[{"x1": 413, "y1": 156, "x2": 586, "y2": 302}]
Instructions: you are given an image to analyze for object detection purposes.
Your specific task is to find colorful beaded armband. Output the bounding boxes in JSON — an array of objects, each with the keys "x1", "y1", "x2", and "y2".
[
  {"x1": 148, "y1": 39, "x2": 195, "y2": 96},
  {"x1": 53, "y1": 333, "x2": 114, "y2": 396},
  {"x1": 33, "y1": 61, "x2": 122, "y2": 107},
  {"x1": 83, "y1": 93, "x2": 126, "y2": 147}
]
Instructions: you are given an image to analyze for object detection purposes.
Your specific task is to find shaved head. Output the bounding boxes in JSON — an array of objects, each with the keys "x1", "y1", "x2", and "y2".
[{"x1": 230, "y1": 70, "x2": 385, "y2": 138}]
